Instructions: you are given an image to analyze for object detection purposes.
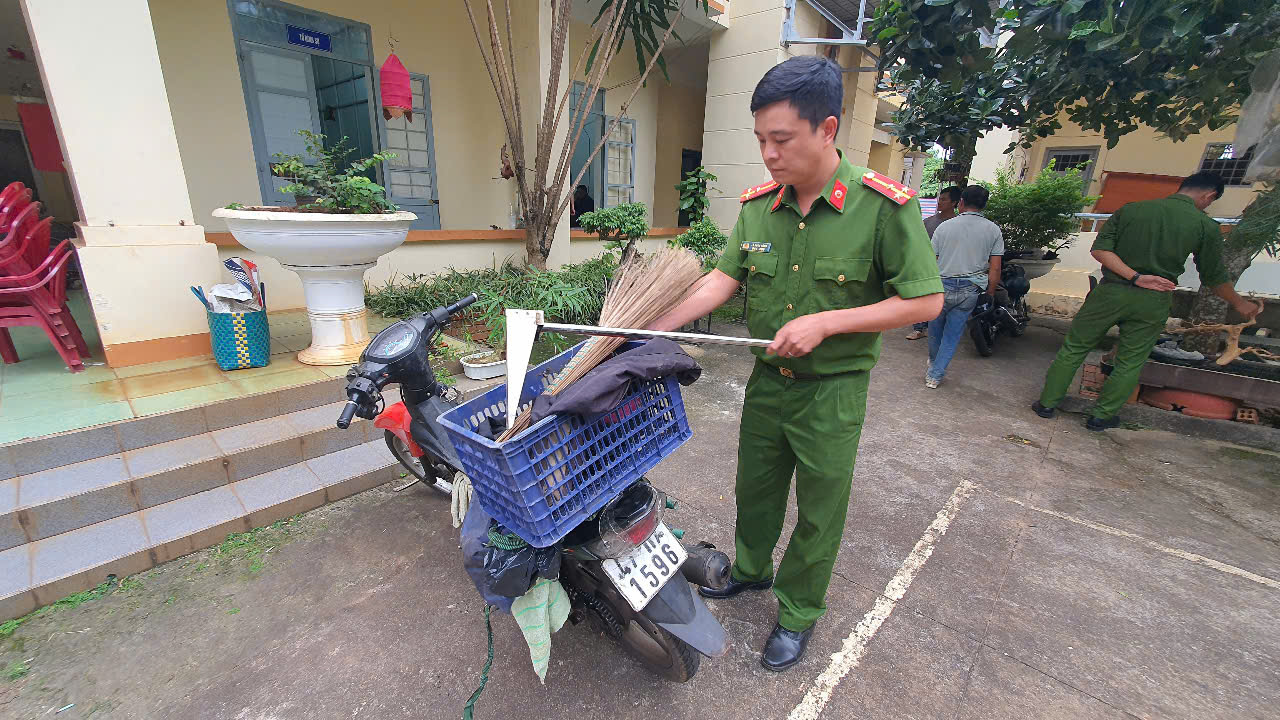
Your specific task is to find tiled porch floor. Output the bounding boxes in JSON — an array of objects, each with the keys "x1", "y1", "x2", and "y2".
[{"x1": 0, "y1": 292, "x2": 396, "y2": 444}]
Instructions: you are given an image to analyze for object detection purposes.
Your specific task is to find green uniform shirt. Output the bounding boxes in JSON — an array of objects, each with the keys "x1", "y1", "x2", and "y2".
[
  {"x1": 1092, "y1": 194, "x2": 1229, "y2": 287},
  {"x1": 715, "y1": 155, "x2": 943, "y2": 375}
]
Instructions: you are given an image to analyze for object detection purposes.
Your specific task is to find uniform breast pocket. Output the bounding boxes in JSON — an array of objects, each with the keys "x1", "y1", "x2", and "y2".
[
  {"x1": 813, "y1": 257, "x2": 871, "y2": 309},
  {"x1": 743, "y1": 253, "x2": 779, "y2": 309}
]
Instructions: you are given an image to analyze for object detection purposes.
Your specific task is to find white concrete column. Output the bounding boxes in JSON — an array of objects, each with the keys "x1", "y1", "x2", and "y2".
[{"x1": 21, "y1": 0, "x2": 222, "y2": 365}]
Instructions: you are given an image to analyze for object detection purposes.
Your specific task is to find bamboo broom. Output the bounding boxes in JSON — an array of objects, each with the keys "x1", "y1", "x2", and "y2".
[
  {"x1": 500, "y1": 246, "x2": 705, "y2": 442},
  {"x1": 498, "y1": 247, "x2": 705, "y2": 508}
]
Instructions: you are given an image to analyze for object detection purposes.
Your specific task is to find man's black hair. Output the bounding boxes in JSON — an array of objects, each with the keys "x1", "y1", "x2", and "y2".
[
  {"x1": 1179, "y1": 172, "x2": 1225, "y2": 199},
  {"x1": 960, "y1": 185, "x2": 990, "y2": 210},
  {"x1": 750, "y1": 56, "x2": 843, "y2": 132},
  {"x1": 940, "y1": 186, "x2": 963, "y2": 204}
]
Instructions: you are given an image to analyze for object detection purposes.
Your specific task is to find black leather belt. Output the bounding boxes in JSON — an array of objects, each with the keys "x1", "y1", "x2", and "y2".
[{"x1": 764, "y1": 363, "x2": 864, "y2": 381}]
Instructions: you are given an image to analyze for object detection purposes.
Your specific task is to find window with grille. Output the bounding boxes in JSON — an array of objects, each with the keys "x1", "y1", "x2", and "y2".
[
  {"x1": 1042, "y1": 147, "x2": 1098, "y2": 189},
  {"x1": 1198, "y1": 143, "x2": 1254, "y2": 186},
  {"x1": 605, "y1": 118, "x2": 636, "y2": 207},
  {"x1": 381, "y1": 74, "x2": 440, "y2": 229}
]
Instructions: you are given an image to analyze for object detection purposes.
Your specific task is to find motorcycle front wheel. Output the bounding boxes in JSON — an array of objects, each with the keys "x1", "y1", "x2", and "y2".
[
  {"x1": 384, "y1": 430, "x2": 452, "y2": 495},
  {"x1": 970, "y1": 320, "x2": 995, "y2": 357}
]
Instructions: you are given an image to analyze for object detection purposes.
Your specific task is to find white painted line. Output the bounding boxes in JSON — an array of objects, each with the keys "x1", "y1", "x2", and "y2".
[
  {"x1": 788, "y1": 479, "x2": 976, "y2": 720},
  {"x1": 985, "y1": 488, "x2": 1280, "y2": 591}
]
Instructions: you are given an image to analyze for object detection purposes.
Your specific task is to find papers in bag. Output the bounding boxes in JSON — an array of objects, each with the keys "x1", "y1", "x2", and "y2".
[
  {"x1": 209, "y1": 283, "x2": 260, "y2": 313},
  {"x1": 193, "y1": 257, "x2": 267, "y2": 313}
]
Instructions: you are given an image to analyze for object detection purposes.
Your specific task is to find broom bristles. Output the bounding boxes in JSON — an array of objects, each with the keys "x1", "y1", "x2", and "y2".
[{"x1": 497, "y1": 247, "x2": 704, "y2": 442}]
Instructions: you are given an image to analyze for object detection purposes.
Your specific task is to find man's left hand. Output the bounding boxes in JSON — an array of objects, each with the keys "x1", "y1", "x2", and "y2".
[{"x1": 767, "y1": 314, "x2": 830, "y2": 358}]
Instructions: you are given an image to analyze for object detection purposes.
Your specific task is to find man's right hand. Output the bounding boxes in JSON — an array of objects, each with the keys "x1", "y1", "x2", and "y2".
[{"x1": 1135, "y1": 274, "x2": 1176, "y2": 292}]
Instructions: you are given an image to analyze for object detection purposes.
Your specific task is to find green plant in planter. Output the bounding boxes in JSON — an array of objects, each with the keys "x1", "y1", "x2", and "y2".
[
  {"x1": 982, "y1": 164, "x2": 1099, "y2": 257},
  {"x1": 270, "y1": 130, "x2": 398, "y2": 214},
  {"x1": 676, "y1": 166, "x2": 718, "y2": 224},
  {"x1": 670, "y1": 218, "x2": 728, "y2": 272},
  {"x1": 579, "y1": 203, "x2": 649, "y2": 265}
]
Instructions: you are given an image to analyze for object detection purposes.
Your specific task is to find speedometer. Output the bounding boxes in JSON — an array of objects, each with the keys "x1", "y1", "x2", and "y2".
[{"x1": 369, "y1": 322, "x2": 418, "y2": 359}]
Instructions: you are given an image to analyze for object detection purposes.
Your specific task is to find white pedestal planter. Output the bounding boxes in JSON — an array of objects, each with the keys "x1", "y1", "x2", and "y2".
[
  {"x1": 461, "y1": 351, "x2": 506, "y2": 380},
  {"x1": 1009, "y1": 257, "x2": 1062, "y2": 281},
  {"x1": 212, "y1": 208, "x2": 415, "y2": 365}
]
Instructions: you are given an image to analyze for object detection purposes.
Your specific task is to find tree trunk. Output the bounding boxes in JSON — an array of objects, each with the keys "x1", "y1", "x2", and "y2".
[{"x1": 942, "y1": 138, "x2": 977, "y2": 186}]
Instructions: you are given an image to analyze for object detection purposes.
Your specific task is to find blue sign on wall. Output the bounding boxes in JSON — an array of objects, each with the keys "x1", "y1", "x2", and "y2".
[{"x1": 287, "y1": 25, "x2": 331, "y2": 52}]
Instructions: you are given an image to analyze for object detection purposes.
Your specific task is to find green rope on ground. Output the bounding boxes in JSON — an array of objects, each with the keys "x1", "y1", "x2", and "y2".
[
  {"x1": 487, "y1": 526, "x2": 528, "y2": 551},
  {"x1": 461, "y1": 604, "x2": 495, "y2": 720}
]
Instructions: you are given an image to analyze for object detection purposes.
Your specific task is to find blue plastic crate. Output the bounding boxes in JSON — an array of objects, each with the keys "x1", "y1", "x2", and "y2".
[{"x1": 437, "y1": 342, "x2": 692, "y2": 547}]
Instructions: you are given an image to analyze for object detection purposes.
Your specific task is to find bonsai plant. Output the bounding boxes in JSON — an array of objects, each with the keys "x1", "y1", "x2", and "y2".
[
  {"x1": 983, "y1": 164, "x2": 1099, "y2": 262},
  {"x1": 578, "y1": 202, "x2": 649, "y2": 265},
  {"x1": 267, "y1": 130, "x2": 398, "y2": 213},
  {"x1": 213, "y1": 130, "x2": 417, "y2": 366},
  {"x1": 670, "y1": 218, "x2": 728, "y2": 272}
]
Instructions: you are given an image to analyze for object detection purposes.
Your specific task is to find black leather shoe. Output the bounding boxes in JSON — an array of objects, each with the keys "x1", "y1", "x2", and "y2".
[
  {"x1": 761, "y1": 623, "x2": 814, "y2": 672},
  {"x1": 698, "y1": 575, "x2": 773, "y2": 599},
  {"x1": 1031, "y1": 401, "x2": 1056, "y2": 419},
  {"x1": 1086, "y1": 415, "x2": 1121, "y2": 431}
]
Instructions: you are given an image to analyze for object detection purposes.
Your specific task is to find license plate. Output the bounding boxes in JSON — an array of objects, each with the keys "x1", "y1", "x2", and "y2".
[{"x1": 602, "y1": 523, "x2": 689, "y2": 612}]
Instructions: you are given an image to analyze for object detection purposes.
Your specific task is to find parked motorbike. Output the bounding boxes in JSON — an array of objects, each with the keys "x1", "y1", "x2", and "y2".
[
  {"x1": 969, "y1": 257, "x2": 1032, "y2": 357},
  {"x1": 336, "y1": 295, "x2": 732, "y2": 682}
]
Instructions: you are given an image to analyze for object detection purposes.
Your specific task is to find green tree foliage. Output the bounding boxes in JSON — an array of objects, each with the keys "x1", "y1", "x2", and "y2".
[
  {"x1": 270, "y1": 130, "x2": 396, "y2": 213},
  {"x1": 919, "y1": 154, "x2": 945, "y2": 197},
  {"x1": 670, "y1": 218, "x2": 728, "y2": 271},
  {"x1": 579, "y1": 202, "x2": 650, "y2": 264}
]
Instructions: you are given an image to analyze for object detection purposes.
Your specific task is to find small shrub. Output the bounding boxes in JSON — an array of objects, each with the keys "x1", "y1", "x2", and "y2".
[
  {"x1": 983, "y1": 163, "x2": 1099, "y2": 255},
  {"x1": 676, "y1": 167, "x2": 718, "y2": 224},
  {"x1": 579, "y1": 203, "x2": 649, "y2": 262},
  {"x1": 670, "y1": 219, "x2": 728, "y2": 271}
]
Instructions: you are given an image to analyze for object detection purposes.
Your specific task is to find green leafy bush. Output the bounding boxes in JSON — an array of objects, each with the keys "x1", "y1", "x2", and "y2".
[
  {"x1": 270, "y1": 130, "x2": 397, "y2": 213},
  {"x1": 579, "y1": 203, "x2": 649, "y2": 261},
  {"x1": 919, "y1": 154, "x2": 945, "y2": 198},
  {"x1": 676, "y1": 166, "x2": 718, "y2": 224},
  {"x1": 670, "y1": 218, "x2": 728, "y2": 271},
  {"x1": 983, "y1": 164, "x2": 1099, "y2": 255},
  {"x1": 366, "y1": 257, "x2": 617, "y2": 356}
]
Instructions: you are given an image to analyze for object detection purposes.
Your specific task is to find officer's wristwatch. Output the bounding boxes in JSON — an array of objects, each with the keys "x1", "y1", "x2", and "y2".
[{"x1": 1129, "y1": 272, "x2": 1141, "y2": 286}]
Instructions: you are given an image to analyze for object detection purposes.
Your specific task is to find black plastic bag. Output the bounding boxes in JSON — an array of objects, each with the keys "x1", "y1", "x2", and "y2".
[
  {"x1": 460, "y1": 503, "x2": 514, "y2": 612},
  {"x1": 482, "y1": 538, "x2": 561, "y2": 598}
]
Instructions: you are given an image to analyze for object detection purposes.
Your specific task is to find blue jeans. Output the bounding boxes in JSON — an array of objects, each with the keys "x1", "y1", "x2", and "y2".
[{"x1": 927, "y1": 278, "x2": 981, "y2": 382}]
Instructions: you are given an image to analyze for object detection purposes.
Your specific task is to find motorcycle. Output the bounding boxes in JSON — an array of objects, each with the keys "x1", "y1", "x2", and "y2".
[
  {"x1": 336, "y1": 294, "x2": 732, "y2": 682},
  {"x1": 968, "y1": 255, "x2": 1033, "y2": 357}
]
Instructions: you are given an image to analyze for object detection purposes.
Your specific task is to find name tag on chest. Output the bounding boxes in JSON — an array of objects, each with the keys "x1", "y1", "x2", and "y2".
[{"x1": 741, "y1": 242, "x2": 772, "y2": 253}]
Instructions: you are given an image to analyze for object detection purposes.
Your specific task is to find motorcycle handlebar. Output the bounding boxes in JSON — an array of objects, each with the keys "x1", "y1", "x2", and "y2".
[
  {"x1": 446, "y1": 293, "x2": 478, "y2": 316},
  {"x1": 336, "y1": 399, "x2": 359, "y2": 429}
]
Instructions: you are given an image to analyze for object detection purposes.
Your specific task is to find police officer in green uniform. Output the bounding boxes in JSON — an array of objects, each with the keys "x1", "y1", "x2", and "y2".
[
  {"x1": 649, "y1": 57, "x2": 943, "y2": 671},
  {"x1": 1033, "y1": 172, "x2": 1263, "y2": 430}
]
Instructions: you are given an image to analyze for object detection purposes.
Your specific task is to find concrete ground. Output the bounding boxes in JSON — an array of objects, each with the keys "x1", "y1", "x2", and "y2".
[{"x1": 1, "y1": 318, "x2": 1277, "y2": 720}]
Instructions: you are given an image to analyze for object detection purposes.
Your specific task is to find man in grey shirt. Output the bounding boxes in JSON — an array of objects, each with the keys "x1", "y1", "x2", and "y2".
[
  {"x1": 907, "y1": 186, "x2": 963, "y2": 340},
  {"x1": 925, "y1": 185, "x2": 1004, "y2": 388}
]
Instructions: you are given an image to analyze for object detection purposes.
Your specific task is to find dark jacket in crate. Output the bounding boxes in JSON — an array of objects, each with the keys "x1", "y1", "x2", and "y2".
[{"x1": 530, "y1": 339, "x2": 701, "y2": 424}]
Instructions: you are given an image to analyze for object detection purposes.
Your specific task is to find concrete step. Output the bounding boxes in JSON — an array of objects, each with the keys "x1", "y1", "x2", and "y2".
[
  {"x1": 0, "y1": 396, "x2": 389, "y2": 552},
  {"x1": 0, "y1": 437, "x2": 399, "y2": 619}
]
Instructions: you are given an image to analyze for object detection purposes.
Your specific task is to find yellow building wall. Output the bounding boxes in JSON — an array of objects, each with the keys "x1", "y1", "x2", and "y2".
[
  {"x1": 1025, "y1": 116, "x2": 1258, "y2": 217},
  {"x1": 149, "y1": 0, "x2": 535, "y2": 233},
  {"x1": 653, "y1": 81, "x2": 707, "y2": 227}
]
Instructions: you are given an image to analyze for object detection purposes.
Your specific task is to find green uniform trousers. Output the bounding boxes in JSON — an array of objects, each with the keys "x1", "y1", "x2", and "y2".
[
  {"x1": 732, "y1": 361, "x2": 869, "y2": 632},
  {"x1": 1039, "y1": 282, "x2": 1172, "y2": 420}
]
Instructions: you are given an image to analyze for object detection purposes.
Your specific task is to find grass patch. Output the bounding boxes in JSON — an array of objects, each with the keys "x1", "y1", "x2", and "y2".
[
  {"x1": 4, "y1": 660, "x2": 28, "y2": 680},
  {"x1": 711, "y1": 300, "x2": 745, "y2": 324},
  {"x1": 212, "y1": 514, "x2": 305, "y2": 575},
  {"x1": 0, "y1": 577, "x2": 124, "y2": 639}
]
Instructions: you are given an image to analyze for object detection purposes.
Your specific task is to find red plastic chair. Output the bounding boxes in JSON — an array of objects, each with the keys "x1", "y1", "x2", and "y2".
[
  {"x1": 0, "y1": 207, "x2": 90, "y2": 365},
  {"x1": 0, "y1": 187, "x2": 33, "y2": 235},
  {"x1": 0, "y1": 244, "x2": 86, "y2": 372},
  {"x1": 0, "y1": 203, "x2": 40, "y2": 261}
]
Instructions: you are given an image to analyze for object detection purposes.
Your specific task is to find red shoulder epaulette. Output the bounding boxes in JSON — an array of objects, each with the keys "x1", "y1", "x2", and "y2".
[
  {"x1": 860, "y1": 170, "x2": 916, "y2": 206},
  {"x1": 739, "y1": 180, "x2": 780, "y2": 203}
]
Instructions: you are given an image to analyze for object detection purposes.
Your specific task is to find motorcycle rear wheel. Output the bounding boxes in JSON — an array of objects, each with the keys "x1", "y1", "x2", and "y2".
[
  {"x1": 970, "y1": 321, "x2": 995, "y2": 357},
  {"x1": 585, "y1": 591, "x2": 700, "y2": 683}
]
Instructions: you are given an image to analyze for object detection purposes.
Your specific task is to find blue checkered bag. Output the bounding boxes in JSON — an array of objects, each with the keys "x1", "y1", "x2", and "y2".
[{"x1": 208, "y1": 309, "x2": 270, "y2": 370}]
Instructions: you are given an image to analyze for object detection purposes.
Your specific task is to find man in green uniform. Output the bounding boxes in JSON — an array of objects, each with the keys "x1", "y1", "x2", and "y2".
[
  {"x1": 648, "y1": 56, "x2": 943, "y2": 671},
  {"x1": 1034, "y1": 172, "x2": 1262, "y2": 430}
]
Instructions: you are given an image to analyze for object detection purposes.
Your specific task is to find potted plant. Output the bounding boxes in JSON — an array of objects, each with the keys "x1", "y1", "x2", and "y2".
[
  {"x1": 983, "y1": 164, "x2": 1099, "y2": 280},
  {"x1": 213, "y1": 130, "x2": 416, "y2": 365},
  {"x1": 458, "y1": 287, "x2": 508, "y2": 380},
  {"x1": 579, "y1": 203, "x2": 649, "y2": 265}
]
